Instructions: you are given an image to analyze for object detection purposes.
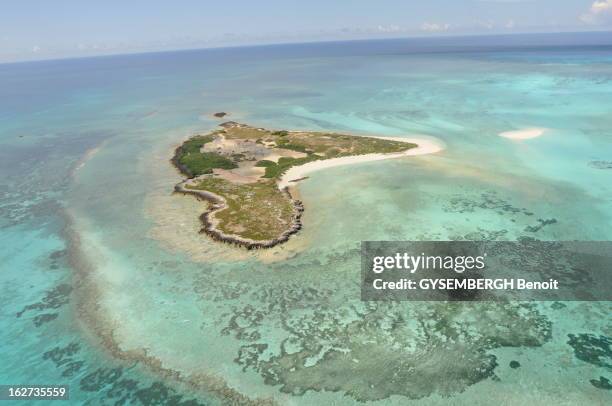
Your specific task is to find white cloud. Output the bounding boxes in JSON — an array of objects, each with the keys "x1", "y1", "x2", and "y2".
[
  {"x1": 477, "y1": 20, "x2": 495, "y2": 30},
  {"x1": 592, "y1": 0, "x2": 612, "y2": 13},
  {"x1": 505, "y1": 19, "x2": 516, "y2": 29},
  {"x1": 581, "y1": 0, "x2": 612, "y2": 24},
  {"x1": 420, "y1": 22, "x2": 450, "y2": 32},
  {"x1": 32, "y1": 45, "x2": 40, "y2": 53},
  {"x1": 376, "y1": 24, "x2": 402, "y2": 33}
]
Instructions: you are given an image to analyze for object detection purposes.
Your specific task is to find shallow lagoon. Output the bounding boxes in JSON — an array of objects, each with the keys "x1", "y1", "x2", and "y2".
[{"x1": 1, "y1": 34, "x2": 611, "y2": 404}]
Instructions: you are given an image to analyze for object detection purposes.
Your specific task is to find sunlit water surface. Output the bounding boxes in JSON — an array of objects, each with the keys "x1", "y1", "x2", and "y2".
[{"x1": 1, "y1": 34, "x2": 611, "y2": 404}]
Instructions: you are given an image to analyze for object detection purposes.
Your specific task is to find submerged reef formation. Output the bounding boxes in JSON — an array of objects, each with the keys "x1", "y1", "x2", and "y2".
[
  {"x1": 193, "y1": 257, "x2": 554, "y2": 402},
  {"x1": 567, "y1": 333, "x2": 612, "y2": 391},
  {"x1": 172, "y1": 122, "x2": 417, "y2": 249}
]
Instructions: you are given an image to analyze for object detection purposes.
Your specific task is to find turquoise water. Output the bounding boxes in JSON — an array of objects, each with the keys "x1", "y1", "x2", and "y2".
[{"x1": 1, "y1": 34, "x2": 611, "y2": 404}]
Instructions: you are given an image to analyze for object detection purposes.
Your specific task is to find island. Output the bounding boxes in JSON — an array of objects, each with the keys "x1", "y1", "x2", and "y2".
[{"x1": 172, "y1": 122, "x2": 427, "y2": 249}]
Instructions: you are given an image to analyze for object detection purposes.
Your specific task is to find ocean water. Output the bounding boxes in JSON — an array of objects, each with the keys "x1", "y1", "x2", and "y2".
[{"x1": 1, "y1": 33, "x2": 611, "y2": 405}]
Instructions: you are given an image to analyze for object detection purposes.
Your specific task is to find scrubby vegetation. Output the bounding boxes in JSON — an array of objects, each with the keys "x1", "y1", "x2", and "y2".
[
  {"x1": 276, "y1": 138, "x2": 310, "y2": 153},
  {"x1": 221, "y1": 124, "x2": 416, "y2": 158},
  {"x1": 187, "y1": 177, "x2": 294, "y2": 241},
  {"x1": 180, "y1": 135, "x2": 214, "y2": 154},
  {"x1": 173, "y1": 134, "x2": 237, "y2": 177},
  {"x1": 255, "y1": 160, "x2": 276, "y2": 167},
  {"x1": 261, "y1": 155, "x2": 321, "y2": 178},
  {"x1": 179, "y1": 152, "x2": 237, "y2": 176}
]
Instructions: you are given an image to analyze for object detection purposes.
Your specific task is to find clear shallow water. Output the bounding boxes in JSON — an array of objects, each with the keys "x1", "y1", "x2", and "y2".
[{"x1": 1, "y1": 33, "x2": 612, "y2": 404}]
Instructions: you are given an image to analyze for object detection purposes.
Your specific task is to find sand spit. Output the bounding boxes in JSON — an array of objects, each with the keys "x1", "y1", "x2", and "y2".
[
  {"x1": 498, "y1": 127, "x2": 547, "y2": 140},
  {"x1": 278, "y1": 136, "x2": 444, "y2": 189}
]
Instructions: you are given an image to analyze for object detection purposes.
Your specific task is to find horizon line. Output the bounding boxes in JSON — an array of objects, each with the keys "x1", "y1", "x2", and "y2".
[{"x1": 2, "y1": 29, "x2": 612, "y2": 67}]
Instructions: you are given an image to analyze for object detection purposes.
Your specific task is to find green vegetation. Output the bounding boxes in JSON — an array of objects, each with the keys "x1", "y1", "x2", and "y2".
[
  {"x1": 262, "y1": 155, "x2": 321, "y2": 178},
  {"x1": 187, "y1": 177, "x2": 294, "y2": 241},
  {"x1": 175, "y1": 134, "x2": 237, "y2": 176},
  {"x1": 276, "y1": 138, "x2": 310, "y2": 153},
  {"x1": 181, "y1": 135, "x2": 214, "y2": 153},
  {"x1": 255, "y1": 160, "x2": 276, "y2": 167},
  {"x1": 179, "y1": 152, "x2": 237, "y2": 176}
]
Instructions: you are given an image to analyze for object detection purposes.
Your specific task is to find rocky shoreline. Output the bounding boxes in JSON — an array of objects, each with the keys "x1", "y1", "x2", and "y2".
[
  {"x1": 171, "y1": 143, "x2": 197, "y2": 178},
  {"x1": 173, "y1": 179, "x2": 304, "y2": 250},
  {"x1": 171, "y1": 127, "x2": 306, "y2": 250}
]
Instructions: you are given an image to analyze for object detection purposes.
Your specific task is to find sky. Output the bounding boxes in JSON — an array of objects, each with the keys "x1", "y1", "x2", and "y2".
[{"x1": 1, "y1": 0, "x2": 612, "y2": 62}]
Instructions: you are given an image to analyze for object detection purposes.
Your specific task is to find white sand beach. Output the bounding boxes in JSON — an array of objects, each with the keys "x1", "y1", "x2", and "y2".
[
  {"x1": 498, "y1": 127, "x2": 547, "y2": 140},
  {"x1": 278, "y1": 136, "x2": 444, "y2": 189}
]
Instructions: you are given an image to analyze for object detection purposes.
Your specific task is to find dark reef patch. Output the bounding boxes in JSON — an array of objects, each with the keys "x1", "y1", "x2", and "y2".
[
  {"x1": 567, "y1": 334, "x2": 612, "y2": 369},
  {"x1": 61, "y1": 361, "x2": 85, "y2": 378},
  {"x1": 457, "y1": 228, "x2": 508, "y2": 241},
  {"x1": 588, "y1": 160, "x2": 612, "y2": 170},
  {"x1": 78, "y1": 368, "x2": 209, "y2": 405},
  {"x1": 43, "y1": 342, "x2": 82, "y2": 368},
  {"x1": 590, "y1": 376, "x2": 612, "y2": 390},
  {"x1": 48, "y1": 249, "x2": 68, "y2": 270},
  {"x1": 80, "y1": 367, "x2": 124, "y2": 391},
  {"x1": 445, "y1": 191, "x2": 534, "y2": 217},
  {"x1": 551, "y1": 302, "x2": 567, "y2": 310},
  {"x1": 33, "y1": 312, "x2": 59, "y2": 327},
  {"x1": 42, "y1": 342, "x2": 208, "y2": 404},
  {"x1": 485, "y1": 238, "x2": 595, "y2": 292},
  {"x1": 524, "y1": 218, "x2": 557, "y2": 233},
  {"x1": 49, "y1": 249, "x2": 67, "y2": 260},
  {"x1": 509, "y1": 360, "x2": 521, "y2": 369},
  {"x1": 221, "y1": 304, "x2": 265, "y2": 341},
  {"x1": 16, "y1": 283, "x2": 72, "y2": 319},
  {"x1": 131, "y1": 382, "x2": 206, "y2": 406},
  {"x1": 79, "y1": 368, "x2": 208, "y2": 405}
]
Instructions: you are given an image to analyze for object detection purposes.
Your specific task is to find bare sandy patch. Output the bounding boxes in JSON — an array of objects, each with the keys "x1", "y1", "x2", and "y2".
[
  {"x1": 498, "y1": 127, "x2": 547, "y2": 140},
  {"x1": 213, "y1": 168, "x2": 259, "y2": 184},
  {"x1": 264, "y1": 148, "x2": 307, "y2": 163}
]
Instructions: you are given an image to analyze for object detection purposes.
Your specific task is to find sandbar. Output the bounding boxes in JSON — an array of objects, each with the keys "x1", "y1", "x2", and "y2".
[{"x1": 498, "y1": 127, "x2": 547, "y2": 140}]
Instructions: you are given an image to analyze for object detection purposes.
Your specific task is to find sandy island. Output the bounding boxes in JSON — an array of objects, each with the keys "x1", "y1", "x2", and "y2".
[
  {"x1": 172, "y1": 123, "x2": 444, "y2": 249},
  {"x1": 278, "y1": 136, "x2": 444, "y2": 189},
  {"x1": 498, "y1": 127, "x2": 547, "y2": 140}
]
